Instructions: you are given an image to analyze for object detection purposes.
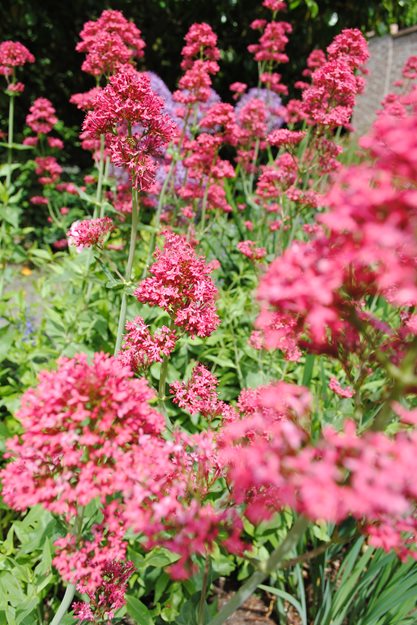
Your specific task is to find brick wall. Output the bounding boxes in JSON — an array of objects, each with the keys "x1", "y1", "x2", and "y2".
[{"x1": 352, "y1": 26, "x2": 417, "y2": 135}]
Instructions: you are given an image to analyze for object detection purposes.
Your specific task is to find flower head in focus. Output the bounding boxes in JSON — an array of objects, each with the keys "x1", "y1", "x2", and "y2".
[
  {"x1": 83, "y1": 65, "x2": 175, "y2": 190},
  {"x1": 134, "y1": 231, "x2": 220, "y2": 337},
  {"x1": 67, "y1": 217, "x2": 113, "y2": 251}
]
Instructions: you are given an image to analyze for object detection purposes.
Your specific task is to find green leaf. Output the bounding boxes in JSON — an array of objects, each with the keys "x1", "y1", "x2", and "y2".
[
  {"x1": 30, "y1": 249, "x2": 53, "y2": 261},
  {"x1": 302, "y1": 354, "x2": 315, "y2": 387},
  {"x1": 0, "y1": 205, "x2": 20, "y2": 227},
  {"x1": 259, "y1": 585, "x2": 307, "y2": 625},
  {"x1": 154, "y1": 572, "x2": 170, "y2": 602},
  {"x1": 305, "y1": 0, "x2": 319, "y2": 18},
  {"x1": 75, "y1": 187, "x2": 98, "y2": 205},
  {"x1": 204, "y1": 355, "x2": 236, "y2": 369},
  {"x1": 15, "y1": 598, "x2": 38, "y2": 625},
  {"x1": 144, "y1": 547, "x2": 180, "y2": 568},
  {"x1": 0, "y1": 164, "x2": 20, "y2": 177},
  {"x1": 0, "y1": 142, "x2": 33, "y2": 150},
  {"x1": 175, "y1": 595, "x2": 199, "y2": 625},
  {"x1": 311, "y1": 522, "x2": 331, "y2": 542},
  {"x1": 0, "y1": 326, "x2": 15, "y2": 362},
  {"x1": 126, "y1": 596, "x2": 154, "y2": 625},
  {"x1": 0, "y1": 572, "x2": 25, "y2": 607}
]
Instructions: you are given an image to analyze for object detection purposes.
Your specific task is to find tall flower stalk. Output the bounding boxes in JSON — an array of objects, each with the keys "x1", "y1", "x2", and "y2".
[
  {"x1": 0, "y1": 41, "x2": 34, "y2": 188},
  {"x1": 5, "y1": 89, "x2": 15, "y2": 189},
  {"x1": 114, "y1": 187, "x2": 139, "y2": 354},
  {"x1": 81, "y1": 64, "x2": 174, "y2": 350}
]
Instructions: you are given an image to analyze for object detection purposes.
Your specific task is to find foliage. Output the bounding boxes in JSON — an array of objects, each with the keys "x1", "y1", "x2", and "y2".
[{"x1": 1, "y1": 3, "x2": 417, "y2": 625}]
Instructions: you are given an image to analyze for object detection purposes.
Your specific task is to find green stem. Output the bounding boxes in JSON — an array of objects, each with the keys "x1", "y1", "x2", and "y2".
[
  {"x1": 143, "y1": 110, "x2": 191, "y2": 277},
  {"x1": 158, "y1": 355, "x2": 173, "y2": 430},
  {"x1": 49, "y1": 509, "x2": 84, "y2": 625},
  {"x1": 280, "y1": 532, "x2": 353, "y2": 570},
  {"x1": 99, "y1": 157, "x2": 110, "y2": 219},
  {"x1": 84, "y1": 135, "x2": 106, "y2": 302},
  {"x1": 143, "y1": 158, "x2": 176, "y2": 277},
  {"x1": 6, "y1": 92, "x2": 15, "y2": 189},
  {"x1": 49, "y1": 584, "x2": 76, "y2": 625},
  {"x1": 207, "y1": 517, "x2": 308, "y2": 625},
  {"x1": 94, "y1": 135, "x2": 106, "y2": 218},
  {"x1": 46, "y1": 200, "x2": 60, "y2": 227},
  {"x1": 158, "y1": 356, "x2": 169, "y2": 401},
  {"x1": 198, "y1": 557, "x2": 211, "y2": 625},
  {"x1": 199, "y1": 151, "x2": 219, "y2": 238},
  {"x1": 114, "y1": 187, "x2": 139, "y2": 355},
  {"x1": 199, "y1": 178, "x2": 211, "y2": 239},
  {"x1": 248, "y1": 137, "x2": 260, "y2": 193}
]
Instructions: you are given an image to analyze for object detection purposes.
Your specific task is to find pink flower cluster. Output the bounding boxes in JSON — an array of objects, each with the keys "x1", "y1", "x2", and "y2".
[
  {"x1": 329, "y1": 377, "x2": 354, "y2": 398},
  {"x1": 248, "y1": 21, "x2": 292, "y2": 64},
  {"x1": 118, "y1": 316, "x2": 177, "y2": 372},
  {"x1": 247, "y1": 0, "x2": 291, "y2": 105},
  {"x1": 54, "y1": 503, "x2": 129, "y2": 595},
  {"x1": 170, "y1": 363, "x2": 237, "y2": 422},
  {"x1": 70, "y1": 86, "x2": 102, "y2": 112},
  {"x1": 237, "y1": 240, "x2": 267, "y2": 261},
  {"x1": 73, "y1": 560, "x2": 135, "y2": 622},
  {"x1": 76, "y1": 9, "x2": 145, "y2": 77},
  {"x1": 67, "y1": 217, "x2": 113, "y2": 251},
  {"x1": 0, "y1": 40, "x2": 34, "y2": 81},
  {"x1": 230, "y1": 82, "x2": 247, "y2": 100},
  {"x1": 26, "y1": 97, "x2": 58, "y2": 134},
  {"x1": 219, "y1": 383, "x2": 417, "y2": 560},
  {"x1": 180, "y1": 22, "x2": 220, "y2": 70},
  {"x1": 300, "y1": 29, "x2": 368, "y2": 128},
  {"x1": 178, "y1": 126, "x2": 235, "y2": 217},
  {"x1": 250, "y1": 312, "x2": 302, "y2": 361},
  {"x1": 256, "y1": 58, "x2": 417, "y2": 367},
  {"x1": 34, "y1": 156, "x2": 62, "y2": 185},
  {"x1": 83, "y1": 64, "x2": 174, "y2": 190},
  {"x1": 134, "y1": 231, "x2": 220, "y2": 337},
  {"x1": 223, "y1": 387, "x2": 417, "y2": 557},
  {"x1": 0, "y1": 351, "x2": 245, "y2": 598},
  {"x1": 263, "y1": 0, "x2": 287, "y2": 12},
  {"x1": 174, "y1": 23, "x2": 220, "y2": 106},
  {"x1": 119, "y1": 431, "x2": 245, "y2": 579},
  {"x1": 0, "y1": 352, "x2": 164, "y2": 517},
  {"x1": 234, "y1": 97, "x2": 268, "y2": 172},
  {"x1": 24, "y1": 97, "x2": 64, "y2": 151},
  {"x1": 268, "y1": 128, "x2": 306, "y2": 147}
]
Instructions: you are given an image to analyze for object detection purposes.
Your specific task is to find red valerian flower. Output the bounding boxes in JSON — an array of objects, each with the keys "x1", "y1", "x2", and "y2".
[
  {"x1": 70, "y1": 87, "x2": 102, "y2": 112},
  {"x1": 329, "y1": 377, "x2": 354, "y2": 398},
  {"x1": 237, "y1": 240, "x2": 267, "y2": 261},
  {"x1": 67, "y1": 217, "x2": 113, "y2": 251},
  {"x1": 34, "y1": 156, "x2": 62, "y2": 185},
  {"x1": 76, "y1": 9, "x2": 145, "y2": 77},
  {"x1": 170, "y1": 363, "x2": 236, "y2": 421},
  {"x1": 134, "y1": 231, "x2": 220, "y2": 337},
  {"x1": 300, "y1": 29, "x2": 368, "y2": 128},
  {"x1": 0, "y1": 353, "x2": 165, "y2": 518},
  {"x1": 72, "y1": 560, "x2": 135, "y2": 622},
  {"x1": 263, "y1": 0, "x2": 287, "y2": 11},
  {"x1": 268, "y1": 128, "x2": 306, "y2": 147},
  {"x1": 83, "y1": 65, "x2": 175, "y2": 190},
  {"x1": 26, "y1": 98, "x2": 58, "y2": 134},
  {"x1": 180, "y1": 23, "x2": 220, "y2": 70},
  {"x1": 173, "y1": 23, "x2": 220, "y2": 109},
  {"x1": 230, "y1": 82, "x2": 247, "y2": 100},
  {"x1": 0, "y1": 41, "x2": 34, "y2": 76},
  {"x1": 6, "y1": 81, "x2": 24, "y2": 94},
  {"x1": 221, "y1": 393, "x2": 417, "y2": 559},
  {"x1": 118, "y1": 316, "x2": 177, "y2": 371}
]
